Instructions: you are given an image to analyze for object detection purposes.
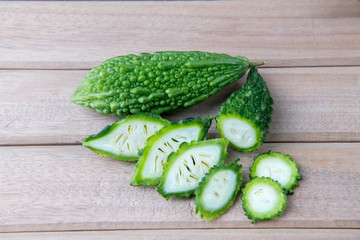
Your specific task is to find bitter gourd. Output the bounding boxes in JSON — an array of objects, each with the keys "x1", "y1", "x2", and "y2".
[
  {"x1": 216, "y1": 67, "x2": 273, "y2": 152},
  {"x1": 250, "y1": 151, "x2": 302, "y2": 194},
  {"x1": 82, "y1": 113, "x2": 169, "y2": 161},
  {"x1": 242, "y1": 177, "x2": 287, "y2": 223},
  {"x1": 71, "y1": 51, "x2": 264, "y2": 115},
  {"x1": 157, "y1": 138, "x2": 228, "y2": 199},
  {"x1": 195, "y1": 160, "x2": 242, "y2": 221},
  {"x1": 130, "y1": 116, "x2": 212, "y2": 186}
]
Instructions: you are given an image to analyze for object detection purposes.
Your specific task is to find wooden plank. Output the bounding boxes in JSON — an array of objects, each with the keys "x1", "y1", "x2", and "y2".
[
  {"x1": 0, "y1": 0, "x2": 359, "y2": 69},
  {"x1": 1, "y1": 67, "x2": 359, "y2": 145},
  {"x1": 0, "y1": 143, "x2": 359, "y2": 232},
  {"x1": 0, "y1": 229, "x2": 359, "y2": 240}
]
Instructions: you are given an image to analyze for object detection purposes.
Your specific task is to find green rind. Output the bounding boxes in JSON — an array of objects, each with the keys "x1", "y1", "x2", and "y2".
[
  {"x1": 71, "y1": 51, "x2": 253, "y2": 115},
  {"x1": 130, "y1": 116, "x2": 213, "y2": 186},
  {"x1": 216, "y1": 67, "x2": 273, "y2": 152},
  {"x1": 157, "y1": 138, "x2": 229, "y2": 199},
  {"x1": 195, "y1": 160, "x2": 242, "y2": 221},
  {"x1": 82, "y1": 112, "x2": 170, "y2": 162},
  {"x1": 250, "y1": 151, "x2": 302, "y2": 194},
  {"x1": 241, "y1": 177, "x2": 287, "y2": 223}
]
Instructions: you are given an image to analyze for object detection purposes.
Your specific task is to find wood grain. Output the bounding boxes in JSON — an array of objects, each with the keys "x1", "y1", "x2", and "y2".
[
  {"x1": 1, "y1": 67, "x2": 359, "y2": 145},
  {"x1": 1, "y1": 0, "x2": 359, "y2": 69},
  {"x1": 0, "y1": 143, "x2": 359, "y2": 232},
  {"x1": 0, "y1": 229, "x2": 359, "y2": 240}
]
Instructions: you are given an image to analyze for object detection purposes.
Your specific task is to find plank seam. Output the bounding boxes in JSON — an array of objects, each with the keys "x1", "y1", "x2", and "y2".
[
  {"x1": 1, "y1": 141, "x2": 360, "y2": 147},
  {"x1": 0, "y1": 227, "x2": 359, "y2": 234},
  {"x1": 1, "y1": 65, "x2": 360, "y2": 71}
]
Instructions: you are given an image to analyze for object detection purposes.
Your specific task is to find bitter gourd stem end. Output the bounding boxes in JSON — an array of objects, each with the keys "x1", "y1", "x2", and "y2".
[{"x1": 249, "y1": 62, "x2": 266, "y2": 67}]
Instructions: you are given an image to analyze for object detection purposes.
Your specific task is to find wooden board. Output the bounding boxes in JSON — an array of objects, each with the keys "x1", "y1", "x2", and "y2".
[
  {"x1": 0, "y1": 229, "x2": 359, "y2": 240},
  {"x1": 1, "y1": 0, "x2": 359, "y2": 69},
  {"x1": 1, "y1": 0, "x2": 359, "y2": 238},
  {"x1": 0, "y1": 143, "x2": 359, "y2": 232},
  {"x1": 1, "y1": 67, "x2": 359, "y2": 145}
]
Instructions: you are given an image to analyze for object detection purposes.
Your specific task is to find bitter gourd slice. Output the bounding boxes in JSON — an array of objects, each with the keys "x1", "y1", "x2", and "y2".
[
  {"x1": 82, "y1": 113, "x2": 169, "y2": 162},
  {"x1": 250, "y1": 151, "x2": 302, "y2": 194},
  {"x1": 216, "y1": 67, "x2": 273, "y2": 152},
  {"x1": 195, "y1": 160, "x2": 242, "y2": 221},
  {"x1": 130, "y1": 116, "x2": 212, "y2": 186},
  {"x1": 242, "y1": 177, "x2": 287, "y2": 223},
  {"x1": 157, "y1": 138, "x2": 228, "y2": 199},
  {"x1": 71, "y1": 51, "x2": 264, "y2": 115}
]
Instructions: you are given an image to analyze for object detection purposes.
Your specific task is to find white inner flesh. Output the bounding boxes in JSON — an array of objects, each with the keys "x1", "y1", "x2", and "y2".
[
  {"x1": 163, "y1": 145, "x2": 222, "y2": 193},
  {"x1": 221, "y1": 118, "x2": 257, "y2": 148},
  {"x1": 248, "y1": 183, "x2": 279, "y2": 213},
  {"x1": 86, "y1": 120, "x2": 164, "y2": 157},
  {"x1": 142, "y1": 126, "x2": 201, "y2": 179},
  {"x1": 255, "y1": 158, "x2": 292, "y2": 188},
  {"x1": 201, "y1": 170, "x2": 237, "y2": 211}
]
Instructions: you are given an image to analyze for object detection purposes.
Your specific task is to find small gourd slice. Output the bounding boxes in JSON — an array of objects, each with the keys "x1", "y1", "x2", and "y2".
[
  {"x1": 195, "y1": 160, "x2": 242, "y2": 221},
  {"x1": 157, "y1": 138, "x2": 228, "y2": 199},
  {"x1": 130, "y1": 117, "x2": 212, "y2": 187},
  {"x1": 216, "y1": 67, "x2": 273, "y2": 152},
  {"x1": 82, "y1": 112, "x2": 170, "y2": 161},
  {"x1": 242, "y1": 177, "x2": 287, "y2": 223},
  {"x1": 250, "y1": 151, "x2": 302, "y2": 194}
]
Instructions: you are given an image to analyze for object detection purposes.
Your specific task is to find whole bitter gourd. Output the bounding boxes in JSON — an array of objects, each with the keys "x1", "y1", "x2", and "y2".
[
  {"x1": 71, "y1": 51, "x2": 264, "y2": 115},
  {"x1": 216, "y1": 67, "x2": 273, "y2": 152}
]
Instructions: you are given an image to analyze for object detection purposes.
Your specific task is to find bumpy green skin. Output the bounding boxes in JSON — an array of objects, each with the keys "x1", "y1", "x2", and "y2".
[
  {"x1": 130, "y1": 116, "x2": 212, "y2": 187},
  {"x1": 250, "y1": 151, "x2": 302, "y2": 194},
  {"x1": 242, "y1": 177, "x2": 287, "y2": 223},
  {"x1": 71, "y1": 51, "x2": 257, "y2": 115},
  {"x1": 195, "y1": 160, "x2": 242, "y2": 221},
  {"x1": 216, "y1": 67, "x2": 273, "y2": 152},
  {"x1": 82, "y1": 112, "x2": 169, "y2": 162},
  {"x1": 157, "y1": 138, "x2": 229, "y2": 199}
]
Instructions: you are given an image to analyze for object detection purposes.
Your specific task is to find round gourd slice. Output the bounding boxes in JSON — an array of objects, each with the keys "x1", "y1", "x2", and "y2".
[
  {"x1": 250, "y1": 151, "x2": 302, "y2": 194},
  {"x1": 195, "y1": 160, "x2": 242, "y2": 221},
  {"x1": 242, "y1": 177, "x2": 287, "y2": 223}
]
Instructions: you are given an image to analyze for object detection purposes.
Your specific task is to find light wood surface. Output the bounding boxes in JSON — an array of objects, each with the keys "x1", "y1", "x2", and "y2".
[
  {"x1": 0, "y1": 143, "x2": 359, "y2": 232},
  {"x1": 1, "y1": 0, "x2": 359, "y2": 238},
  {"x1": 1, "y1": 0, "x2": 359, "y2": 69},
  {"x1": 0, "y1": 229, "x2": 359, "y2": 240},
  {"x1": 1, "y1": 67, "x2": 359, "y2": 145}
]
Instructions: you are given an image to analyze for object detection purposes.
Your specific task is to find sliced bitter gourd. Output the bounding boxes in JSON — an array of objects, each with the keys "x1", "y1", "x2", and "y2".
[
  {"x1": 82, "y1": 112, "x2": 170, "y2": 161},
  {"x1": 216, "y1": 67, "x2": 273, "y2": 152},
  {"x1": 157, "y1": 138, "x2": 228, "y2": 199},
  {"x1": 130, "y1": 117, "x2": 212, "y2": 187},
  {"x1": 195, "y1": 160, "x2": 242, "y2": 221},
  {"x1": 250, "y1": 151, "x2": 302, "y2": 194},
  {"x1": 242, "y1": 177, "x2": 287, "y2": 223}
]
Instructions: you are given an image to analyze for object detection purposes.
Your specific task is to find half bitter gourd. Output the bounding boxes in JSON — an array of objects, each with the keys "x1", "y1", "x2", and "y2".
[
  {"x1": 216, "y1": 67, "x2": 273, "y2": 152},
  {"x1": 157, "y1": 138, "x2": 228, "y2": 199},
  {"x1": 250, "y1": 151, "x2": 302, "y2": 194},
  {"x1": 242, "y1": 177, "x2": 287, "y2": 223},
  {"x1": 130, "y1": 116, "x2": 212, "y2": 187},
  {"x1": 82, "y1": 113, "x2": 169, "y2": 161},
  {"x1": 195, "y1": 160, "x2": 242, "y2": 221},
  {"x1": 71, "y1": 51, "x2": 264, "y2": 115}
]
